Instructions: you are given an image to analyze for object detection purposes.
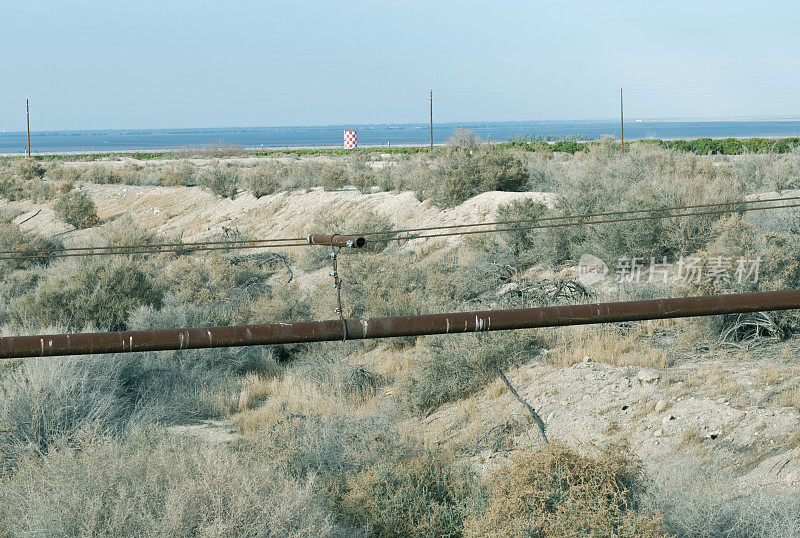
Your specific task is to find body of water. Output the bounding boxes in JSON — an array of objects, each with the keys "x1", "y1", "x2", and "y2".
[{"x1": 2, "y1": 120, "x2": 800, "y2": 154}]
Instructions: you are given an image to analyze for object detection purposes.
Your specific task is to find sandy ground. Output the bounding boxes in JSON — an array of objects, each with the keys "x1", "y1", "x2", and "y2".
[{"x1": 8, "y1": 183, "x2": 554, "y2": 249}]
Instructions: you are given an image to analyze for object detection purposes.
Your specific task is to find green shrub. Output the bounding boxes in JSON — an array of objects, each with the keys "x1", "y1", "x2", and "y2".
[
  {"x1": 156, "y1": 160, "x2": 194, "y2": 186},
  {"x1": 0, "y1": 429, "x2": 347, "y2": 536},
  {"x1": 0, "y1": 220, "x2": 62, "y2": 271},
  {"x1": 0, "y1": 354, "x2": 207, "y2": 458},
  {"x1": 340, "y1": 450, "x2": 475, "y2": 537},
  {"x1": 419, "y1": 148, "x2": 529, "y2": 207},
  {"x1": 464, "y1": 443, "x2": 665, "y2": 537},
  {"x1": 14, "y1": 158, "x2": 46, "y2": 180},
  {"x1": 320, "y1": 163, "x2": 348, "y2": 191},
  {"x1": 12, "y1": 258, "x2": 163, "y2": 331},
  {"x1": 197, "y1": 163, "x2": 239, "y2": 198},
  {"x1": 350, "y1": 169, "x2": 376, "y2": 193},
  {"x1": 53, "y1": 189, "x2": 100, "y2": 229},
  {"x1": 244, "y1": 162, "x2": 288, "y2": 197},
  {"x1": 551, "y1": 140, "x2": 585, "y2": 154},
  {"x1": 404, "y1": 330, "x2": 541, "y2": 414},
  {"x1": 447, "y1": 128, "x2": 482, "y2": 148}
]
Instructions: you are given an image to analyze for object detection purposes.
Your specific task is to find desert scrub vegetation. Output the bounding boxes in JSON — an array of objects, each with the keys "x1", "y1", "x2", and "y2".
[
  {"x1": 0, "y1": 354, "x2": 210, "y2": 461},
  {"x1": 53, "y1": 188, "x2": 100, "y2": 229},
  {"x1": 0, "y1": 219, "x2": 62, "y2": 271},
  {"x1": 0, "y1": 161, "x2": 56, "y2": 202},
  {"x1": 465, "y1": 443, "x2": 664, "y2": 537},
  {"x1": 0, "y1": 428, "x2": 349, "y2": 536},
  {"x1": 404, "y1": 331, "x2": 541, "y2": 414},
  {"x1": 198, "y1": 162, "x2": 240, "y2": 198},
  {"x1": 11, "y1": 257, "x2": 163, "y2": 331},
  {"x1": 156, "y1": 160, "x2": 195, "y2": 186},
  {"x1": 4, "y1": 146, "x2": 800, "y2": 534},
  {"x1": 643, "y1": 457, "x2": 800, "y2": 537},
  {"x1": 244, "y1": 162, "x2": 288, "y2": 197},
  {"x1": 339, "y1": 449, "x2": 478, "y2": 536},
  {"x1": 418, "y1": 147, "x2": 529, "y2": 207},
  {"x1": 320, "y1": 163, "x2": 348, "y2": 191}
]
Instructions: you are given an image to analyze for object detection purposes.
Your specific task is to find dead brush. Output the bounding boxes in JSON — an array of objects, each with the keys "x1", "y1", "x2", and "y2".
[
  {"x1": 464, "y1": 442, "x2": 665, "y2": 537},
  {"x1": 497, "y1": 276, "x2": 593, "y2": 308},
  {"x1": 719, "y1": 311, "x2": 788, "y2": 347},
  {"x1": 477, "y1": 417, "x2": 528, "y2": 453},
  {"x1": 339, "y1": 364, "x2": 385, "y2": 402}
]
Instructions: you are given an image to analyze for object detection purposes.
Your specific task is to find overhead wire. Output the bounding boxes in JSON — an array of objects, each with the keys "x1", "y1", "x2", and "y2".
[
  {"x1": 371, "y1": 200, "x2": 800, "y2": 242},
  {"x1": 0, "y1": 241, "x2": 309, "y2": 261},
  {"x1": 359, "y1": 194, "x2": 800, "y2": 238},
  {"x1": 2, "y1": 196, "x2": 798, "y2": 261},
  {"x1": 0, "y1": 235, "x2": 307, "y2": 256}
]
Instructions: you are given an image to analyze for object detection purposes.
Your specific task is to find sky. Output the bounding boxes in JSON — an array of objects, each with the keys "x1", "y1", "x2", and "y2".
[{"x1": 1, "y1": 0, "x2": 799, "y2": 131}]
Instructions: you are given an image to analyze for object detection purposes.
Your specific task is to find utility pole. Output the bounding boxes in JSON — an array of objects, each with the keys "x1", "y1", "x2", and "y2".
[
  {"x1": 26, "y1": 99, "x2": 31, "y2": 158},
  {"x1": 619, "y1": 88, "x2": 624, "y2": 151},
  {"x1": 429, "y1": 89, "x2": 433, "y2": 149}
]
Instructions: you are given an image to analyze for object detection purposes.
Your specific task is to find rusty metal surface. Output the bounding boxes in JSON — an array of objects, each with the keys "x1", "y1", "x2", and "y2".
[
  {"x1": 2, "y1": 290, "x2": 799, "y2": 359},
  {"x1": 306, "y1": 234, "x2": 366, "y2": 248}
]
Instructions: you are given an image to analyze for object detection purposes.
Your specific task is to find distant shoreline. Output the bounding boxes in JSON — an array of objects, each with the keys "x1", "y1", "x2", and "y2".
[
  {"x1": 3, "y1": 119, "x2": 800, "y2": 156},
  {"x1": 3, "y1": 135, "x2": 800, "y2": 158}
]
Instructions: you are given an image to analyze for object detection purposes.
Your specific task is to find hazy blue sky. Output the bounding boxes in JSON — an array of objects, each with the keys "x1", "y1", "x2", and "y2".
[{"x1": 2, "y1": 0, "x2": 799, "y2": 130}]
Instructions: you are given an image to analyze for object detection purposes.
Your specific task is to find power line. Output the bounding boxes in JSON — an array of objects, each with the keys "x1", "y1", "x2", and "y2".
[
  {"x1": 2, "y1": 196, "x2": 798, "y2": 261},
  {"x1": 0, "y1": 235, "x2": 306, "y2": 256},
  {"x1": 373, "y1": 201, "x2": 800, "y2": 243},
  {"x1": 0, "y1": 241, "x2": 309, "y2": 262},
  {"x1": 359, "y1": 194, "x2": 800, "y2": 238}
]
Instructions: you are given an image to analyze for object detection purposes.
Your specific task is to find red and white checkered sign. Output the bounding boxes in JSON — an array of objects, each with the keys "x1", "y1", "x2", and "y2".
[{"x1": 343, "y1": 130, "x2": 357, "y2": 149}]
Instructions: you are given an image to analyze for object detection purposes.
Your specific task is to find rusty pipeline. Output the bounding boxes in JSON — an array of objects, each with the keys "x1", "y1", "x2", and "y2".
[
  {"x1": 307, "y1": 234, "x2": 366, "y2": 248},
  {"x1": 1, "y1": 290, "x2": 799, "y2": 359}
]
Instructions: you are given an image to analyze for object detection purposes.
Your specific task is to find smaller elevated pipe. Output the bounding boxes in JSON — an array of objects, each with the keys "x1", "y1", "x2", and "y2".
[{"x1": 307, "y1": 234, "x2": 366, "y2": 248}]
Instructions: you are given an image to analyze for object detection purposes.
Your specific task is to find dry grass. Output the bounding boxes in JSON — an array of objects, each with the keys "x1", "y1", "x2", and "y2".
[
  {"x1": 644, "y1": 457, "x2": 800, "y2": 537},
  {"x1": 677, "y1": 362, "x2": 749, "y2": 405},
  {"x1": 0, "y1": 428, "x2": 351, "y2": 537},
  {"x1": 236, "y1": 372, "x2": 275, "y2": 412},
  {"x1": 769, "y1": 385, "x2": 800, "y2": 408},
  {"x1": 544, "y1": 322, "x2": 672, "y2": 369}
]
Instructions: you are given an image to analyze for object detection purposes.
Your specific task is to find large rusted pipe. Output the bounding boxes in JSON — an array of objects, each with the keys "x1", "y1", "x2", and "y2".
[
  {"x1": 307, "y1": 234, "x2": 366, "y2": 248},
  {"x1": 1, "y1": 290, "x2": 799, "y2": 359}
]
